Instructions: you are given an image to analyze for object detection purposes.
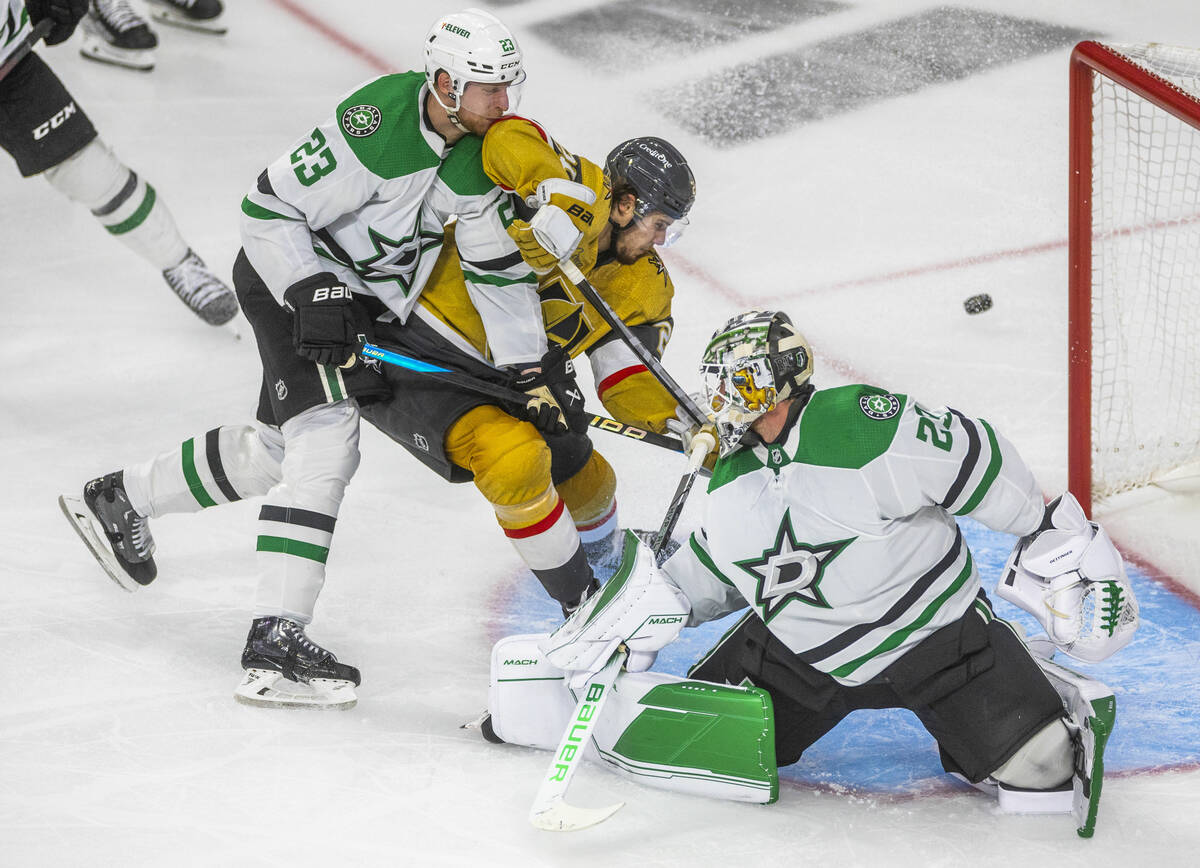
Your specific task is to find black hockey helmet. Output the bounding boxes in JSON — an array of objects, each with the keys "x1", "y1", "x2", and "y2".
[{"x1": 604, "y1": 137, "x2": 696, "y2": 221}]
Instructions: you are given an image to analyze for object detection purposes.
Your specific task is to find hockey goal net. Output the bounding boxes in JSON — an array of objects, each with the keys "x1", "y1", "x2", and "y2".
[{"x1": 1069, "y1": 41, "x2": 1200, "y2": 516}]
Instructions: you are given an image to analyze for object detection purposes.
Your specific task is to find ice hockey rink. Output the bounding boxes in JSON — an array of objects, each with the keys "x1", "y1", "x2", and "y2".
[{"x1": 3, "y1": 0, "x2": 1200, "y2": 864}]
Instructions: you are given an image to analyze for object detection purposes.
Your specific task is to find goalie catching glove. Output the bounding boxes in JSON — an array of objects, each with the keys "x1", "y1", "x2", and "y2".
[
  {"x1": 508, "y1": 179, "x2": 598, "y2": 274},
  {"x1": 998, "y1": 492, "x2": 1138, "y2": 663},
  {"x1": 540, "y1": 531, "x2": 691, "y2": 686}
]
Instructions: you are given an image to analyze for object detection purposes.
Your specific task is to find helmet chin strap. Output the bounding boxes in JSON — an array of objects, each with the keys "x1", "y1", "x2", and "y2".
[{"x1": 431, "y1": 86, "x2": 471, "y2": 134}]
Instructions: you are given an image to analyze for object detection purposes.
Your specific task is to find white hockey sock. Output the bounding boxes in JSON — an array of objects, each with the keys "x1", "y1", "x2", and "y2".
[
  {"x1": 253, "y1": 401, "x2": 360, "y2": 624},
  {"x1": 43, "y1": 137, "x2": 188, "y2": 270},
  {"x1": 123, "y1": 424, "x2": 283, "y2": 518}
]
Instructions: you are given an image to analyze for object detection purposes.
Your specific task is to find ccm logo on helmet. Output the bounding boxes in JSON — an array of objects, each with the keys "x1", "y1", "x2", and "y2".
[
  {"x1": 32, "y1": 102, "x2": 77, "y2": 141},
  {"x1": 637, "y1": 142, "x2": 673, "y2": 169}
]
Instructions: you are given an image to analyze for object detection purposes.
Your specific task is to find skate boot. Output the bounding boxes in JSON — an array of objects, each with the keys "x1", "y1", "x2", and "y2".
[
  {"x1": 146, "y1": 0, "x2": 226, "y2": 34},
  {"x1": 80, "y1": 0, "x2": 158, "y2": 71},
  {"x1": 162, "y1": 250, "x2": 239, "y2": 325},
  {"x1": 235, "y1": 617, "x2": 361, "y2": 709},
  {"x1": 462, "y1": 710, "x2": 506, "y2": 744},
  {"x1": 59, "y1": 470, "x2": 157, "y2": 591}
]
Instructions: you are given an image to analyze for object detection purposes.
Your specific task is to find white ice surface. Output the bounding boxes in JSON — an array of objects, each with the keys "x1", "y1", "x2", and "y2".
[{"x1": 3, "y1": 1, "x2": 1200, "y2": 865}]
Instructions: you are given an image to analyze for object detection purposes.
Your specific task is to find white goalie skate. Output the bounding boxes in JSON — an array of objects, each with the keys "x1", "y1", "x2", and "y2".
[{"x1": 146, "y1": 0, "x2": 227, "y2": 35}]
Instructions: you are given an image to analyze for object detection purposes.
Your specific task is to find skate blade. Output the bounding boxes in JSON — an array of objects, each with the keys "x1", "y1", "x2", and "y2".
[
  {"x1": 79, "y1": 38, "x2": 155, "y2": 71},
  {"x1": 58, "y1": 494, "x2": 140, "y2": 593},
  {"x1": 148, "y1": 8, "x2": 228, "y2": 35},
  {"x1": 234, "y1": 669, "x2": 357, "y2": 709}
]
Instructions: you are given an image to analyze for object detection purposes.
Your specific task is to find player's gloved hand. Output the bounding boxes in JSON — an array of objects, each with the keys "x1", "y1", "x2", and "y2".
[
  {"x1": 283, "y1": 272, "x2": 367, "y2": 366},
  {"x1": 666, "y1": 399, "x2": 718, "y2": 464},
  {"x1": 507, "y1": 179, "x2": 598, "y2": 274},
  {"x1": 26, "y1": 0, "x2": 88, "y2": 45},
  {"x1": 510, "y1": 348, "x2": 586, "y2": 435}
]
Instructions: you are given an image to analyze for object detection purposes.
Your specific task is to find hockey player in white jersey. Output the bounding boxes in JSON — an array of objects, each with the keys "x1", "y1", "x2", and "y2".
[
  {"x1": 60, "y1": 9, "x2": 544, "y2": 709},
  {"x1": 487, "y1": 309, "x2": 1135, "y2": 837},
  {"x1": 1, "y1": 0, "x2": 237, "y2": 323}
]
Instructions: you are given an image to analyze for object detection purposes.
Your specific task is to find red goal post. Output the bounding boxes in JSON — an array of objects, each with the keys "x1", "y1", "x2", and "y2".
[{"x1": 1068, "y1": 41, "x2": 1200, "y2": 517}]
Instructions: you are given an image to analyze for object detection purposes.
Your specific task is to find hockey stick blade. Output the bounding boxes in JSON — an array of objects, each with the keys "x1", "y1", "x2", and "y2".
[{"x1": 529, "y1": 648, "x2": 626, "y2": 831}]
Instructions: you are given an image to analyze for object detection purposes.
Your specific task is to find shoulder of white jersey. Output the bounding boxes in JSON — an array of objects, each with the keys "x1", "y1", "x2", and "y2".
[
  {"x1": 792, "y1": 385, "x2": 910, "y2": 470},
  {"x1": 332, "y1": 71, "x2": 443, "y2": 180}
]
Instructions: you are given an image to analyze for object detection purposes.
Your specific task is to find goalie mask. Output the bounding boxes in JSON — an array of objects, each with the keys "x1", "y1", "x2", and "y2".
[
  {"x1": 700, "y1": 310, "x2": 813, "y2": 457},
  {"x1": 424, "y1": 9, "x2": 526, "y2": 130},
  {"x1": 604, "y1": 137, "x2": 695, "y2": 247}
]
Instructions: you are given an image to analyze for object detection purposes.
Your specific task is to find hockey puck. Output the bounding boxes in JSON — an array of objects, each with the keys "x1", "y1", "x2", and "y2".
[{"x1": 964, "y1": 293, "x2": 993, "y2": 314}]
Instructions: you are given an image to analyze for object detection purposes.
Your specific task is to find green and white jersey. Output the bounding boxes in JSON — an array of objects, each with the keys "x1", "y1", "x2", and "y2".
[
  {"x1": 1, "y1": 1, "x2": 31, "y2": 66},
  {"x1": 240, "y1": 71, "x2": 543, "y2": 365},
  {"x1": 663, "y1": 385, "x2": 1045, "y2": 687}
]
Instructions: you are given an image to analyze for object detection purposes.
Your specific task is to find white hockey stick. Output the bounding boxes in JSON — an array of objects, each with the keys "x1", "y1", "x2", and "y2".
[
  {"x1": 528, "y1": 434, "x2": 714, "y2": 831},
  {"x1": 529, "y1": 646, "x2": 627, "y2": 831}
]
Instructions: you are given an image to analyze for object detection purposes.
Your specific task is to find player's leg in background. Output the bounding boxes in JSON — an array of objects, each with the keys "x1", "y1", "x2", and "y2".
[
  {"x1": 446, "y1": 406, "x2": 598, "y2": 615},
  {"x1": 0, "y1": 50, "x2": 236, "y2": 324}
]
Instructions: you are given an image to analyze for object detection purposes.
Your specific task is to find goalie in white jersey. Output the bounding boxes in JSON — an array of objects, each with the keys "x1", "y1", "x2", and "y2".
[{"x1": 499, "y1": 309, "x2": 1137, "y2": 836}]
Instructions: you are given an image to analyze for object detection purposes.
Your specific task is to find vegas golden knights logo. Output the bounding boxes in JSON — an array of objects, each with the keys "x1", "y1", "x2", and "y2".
[{"x1": 539, "y1": 276, "x2": 592, "y2": 353}]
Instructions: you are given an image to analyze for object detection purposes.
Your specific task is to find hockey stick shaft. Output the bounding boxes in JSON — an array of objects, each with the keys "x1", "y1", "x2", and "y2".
[
  {"x1": 529, "y1": 646, "x2": 627, "y2": 831},
  {"x1": 649, "y1": 430, "x2": 716, "y2": 561},
  {"x1": 359, "y1": 341, "x2": 686, "y2": 454},
  {"x1": 0, "y1": 18, "x2": 53, "y2": 82},
  {"x1": 557, "y1": 259, "x2": 709, "y2": 428}
]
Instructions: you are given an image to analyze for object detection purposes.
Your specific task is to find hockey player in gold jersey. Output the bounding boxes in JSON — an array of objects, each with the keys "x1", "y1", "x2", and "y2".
[{"x1": 362, "y1": 119, "x2": 696, "y2": 613}]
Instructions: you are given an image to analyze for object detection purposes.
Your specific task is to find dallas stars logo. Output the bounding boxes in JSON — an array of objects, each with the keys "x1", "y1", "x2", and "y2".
[
  {"x1": 734, "y1": 509, "x2": 854, "y2": 621},
  {"x1": 353, "y1": 219, "x2": 443, "y2": 295}
]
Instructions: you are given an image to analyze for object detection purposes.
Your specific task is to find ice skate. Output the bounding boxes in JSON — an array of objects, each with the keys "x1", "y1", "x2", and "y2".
[
  {"x1": 235, "y1": 617, "x2": 360, "y2": 709},
  {"x1": 146, "y1": 0, "x2": 227, "y2": 35},
  {"x1": 80, "y1": 0, "x2": 158, "y2": 71},
  {"x1": 59, "y1": 470, "x2": 157, "y2": 592},
  {"x1": 163, "y1": 250, "x2": 239, "y2": 325},
  {"x1": 462, "y1": 710, "x2": 505, "y2": 744}
]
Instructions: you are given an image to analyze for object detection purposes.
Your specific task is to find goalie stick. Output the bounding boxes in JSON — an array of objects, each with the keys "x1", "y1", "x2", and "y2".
[
  {"x1": 0, "y1": 18, "x2": 53, "y2": 82},
  {"x1": 529, "y1": 431, "x2": 715, "y2": 832},
  {"x1": 357, "y1": 341, "x2": 687, "y2": 455}
]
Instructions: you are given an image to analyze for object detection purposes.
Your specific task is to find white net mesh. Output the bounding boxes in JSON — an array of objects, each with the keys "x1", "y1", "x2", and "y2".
[{"x1": 1089, "y1": 43, "x2": 1200, "y2": 499}]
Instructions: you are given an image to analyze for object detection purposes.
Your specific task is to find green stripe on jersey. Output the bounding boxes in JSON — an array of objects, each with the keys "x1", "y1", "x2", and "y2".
[
  {"x1": 462, "y1": 267, "x2": 537, "y2": 288},
  {"x1": 336, "y1": 72, "x2": 440, "y2": 179},
  {"x1": 256, "y1": 536, "x2": 330, "y2": 564},
  {"x1": 106, "y1": 184, "x2": 156, "y2": 235},
  {"x1": 181, "y1": 438, "x2": 218, "y2": 508},
  {"x1": 689, "y1": 533, "x2": 737, "y2": 586},
  {"x1": 955, "y1": 418, "x2": 1002, "y2": 515},
  {"x1": 830, "y1": 550, "x2": 974, "y2": 679},
  {"x1": 793, "y1": 386, "x2": 907, "y2": 469},
  {"x1": 241, "y1": 196, "x2": 300, "y2": 221}
]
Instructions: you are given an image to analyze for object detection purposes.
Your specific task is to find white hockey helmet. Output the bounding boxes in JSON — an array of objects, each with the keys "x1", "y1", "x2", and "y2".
[
  {"x1": 424, "y1": 9, "x2": 525, "y2": 117},
  {"x1": 700, "y1": 310, "x2": 813, "y2": 456}
]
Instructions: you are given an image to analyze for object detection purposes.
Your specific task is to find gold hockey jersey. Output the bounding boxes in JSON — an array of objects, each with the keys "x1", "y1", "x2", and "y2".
[{"x1": 414, "y1": 117, "x2": 680, "y2": 433}]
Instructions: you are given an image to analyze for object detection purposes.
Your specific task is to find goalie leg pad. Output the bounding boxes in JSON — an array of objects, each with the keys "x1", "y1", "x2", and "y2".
[
  {"x1": 488, "y1": 634, "x2": 778, "y2": 804},
  {"x1": 1035, "y1": 656, "x2": 1116, "y2": 838}
]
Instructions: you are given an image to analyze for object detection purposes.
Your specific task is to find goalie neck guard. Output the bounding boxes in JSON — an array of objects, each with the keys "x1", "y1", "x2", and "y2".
[
  {"x1": 700, "y1": 310, "x2": 813, "y2": 457},
  {"x1": 424, "y1": 9, "x2": 526, "y2": 125}
]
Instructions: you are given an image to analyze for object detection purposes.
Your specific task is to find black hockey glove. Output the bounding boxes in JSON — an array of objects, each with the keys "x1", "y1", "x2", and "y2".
[
  {"x1": 510, "y1": 348, "x2": 587, "y2": 436},
  {"x1": 283, "y1": 272, "x2": 369, "y2": 367},
  {"x1": 26, "y1": 0, "x2": 88, "y2": 45}
]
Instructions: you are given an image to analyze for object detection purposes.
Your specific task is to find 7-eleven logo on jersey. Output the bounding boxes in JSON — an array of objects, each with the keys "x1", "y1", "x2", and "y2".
[{"x1": 735, "y1": 509, "x2": 854, "y2": 621}]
